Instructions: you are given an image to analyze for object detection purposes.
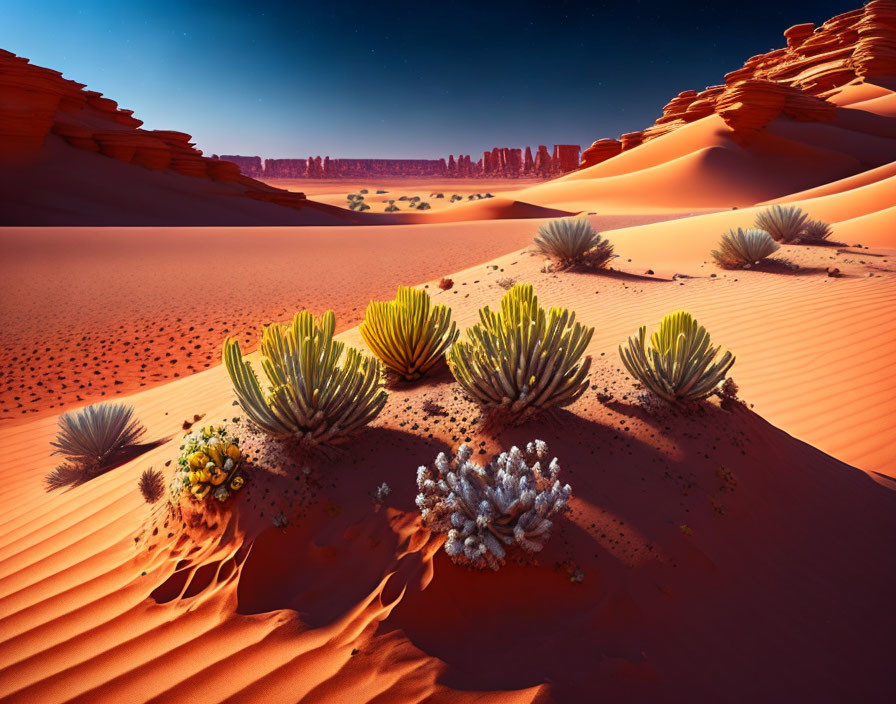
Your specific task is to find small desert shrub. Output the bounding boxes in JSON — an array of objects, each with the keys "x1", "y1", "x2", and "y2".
[
  {"x1": 416, "y1": 202, "x2": 431, "y2": 210},
  {"x1": 384, "y1": 199, "x2": 399, "y2": 212},
  {"x1": 435, "y1": 193, "x2": 445, "y2": 198},
  {"x1": 139, "y1": 468, "x2": 166, "y2": 504},
  {"x1": 800, "y1": 218, "x2": 833, "y2": 242},
  {"x1": 223, "y1": 311, "x2": 387, "y2": 445},
  {"x1": 360, "y1": 286, "x2": 458, "y2": 380},
  {"x1": 710, "y1": 228, "x2": 780, "y2": 268},
  {"x1": 534, "y1": 217, "x2": 614, "y2": 268},
  {"x1": 170, "y1": 425, "x2": 246, "y2": 503},
  {"x1": 47, "y1": 402, "x2": 146, "y2": 489},
  {"x1": 417, "y1": 441, "x2": 571, "y2": 570},
  {"x1": 448, "y1": 283, "x2": 593, "y2": 419},
  {"x1": 438, "y1": 277, "x2": 454, "y2": 290},
  {"x1": 754, "y1": 205, "x2": 808, "y2": 242},
  {"x1": 619, "y1": 311, "x2": 735, "y2": 406},
  {"x1": 496, "y1": 276, "x2": 517, "y2": 290}
]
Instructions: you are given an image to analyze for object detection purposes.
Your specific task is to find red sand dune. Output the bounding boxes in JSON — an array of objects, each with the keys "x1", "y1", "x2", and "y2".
[{"x1": 1, "y1": 239, "x2": 894, "y2": 702}]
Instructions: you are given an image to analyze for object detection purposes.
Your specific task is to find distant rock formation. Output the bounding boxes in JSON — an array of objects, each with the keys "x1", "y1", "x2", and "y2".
[
  {"x1": 217, "y1": 154, "x2": 263, "y2": 177},
  {"x1": 579, "y1": 1, "x2": 896, "y2": 168},
  {"x1": 242, "y1": 145, "x2": 582, "y2": 179}
]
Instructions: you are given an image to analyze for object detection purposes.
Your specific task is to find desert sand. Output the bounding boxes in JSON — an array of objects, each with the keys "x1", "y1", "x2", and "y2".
[{"x1": 2, "y1": 4, "x2": 896, "y2": 702}]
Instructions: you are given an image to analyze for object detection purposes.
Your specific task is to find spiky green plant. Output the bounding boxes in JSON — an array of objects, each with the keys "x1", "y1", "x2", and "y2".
[
  {"x1": 619, "y1": 311, "x2": 735, "y2": 406},
  {"x1": 800, "y1": 218, "x2": 833, "y2": 241},
  {"x1": 223, "y1": 311, "x2": 387, "y2": 445},
  {"x1": 534, "y1": 217, "x2": 614, "y2": 268},
  {"x1": 360, "y1": 286, "x2": 458, "y2": 381},
  {"x1": 753, "y1": 205, "x2": 808, "y2": 242},
  {"x1": 711, "y1": 227, "x2": 780, "y2": 268},
  {"x1": 50, "y1": 402, "x2": 146, "y2": 470},
  {"x1": 448, "y1": 284, "x2": 593, "y2": 419}
]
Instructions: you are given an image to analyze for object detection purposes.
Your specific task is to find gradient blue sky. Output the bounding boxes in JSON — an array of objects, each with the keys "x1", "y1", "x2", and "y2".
[{"x1": 2, "y1": 0, "x2": 857, "y2": 159}]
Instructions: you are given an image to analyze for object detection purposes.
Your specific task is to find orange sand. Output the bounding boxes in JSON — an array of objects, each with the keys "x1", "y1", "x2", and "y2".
[{"x1": 1, "y1": 224, "x2": 894, "y2": 702}]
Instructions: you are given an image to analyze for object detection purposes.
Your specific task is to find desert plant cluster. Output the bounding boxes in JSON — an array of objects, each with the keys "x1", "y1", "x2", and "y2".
[
  {"x1": 711, "y1": 206, "x2": 833, "y2": 268},
  {"x1": 416, "y1": 441, "x2": 572, "y2": 570},
  {"x1": 170, "y1": 425, "x2": 246, "y2": 503},
  {"x1": 46, "y1": 216, "x2": 743, "y2": 571}
]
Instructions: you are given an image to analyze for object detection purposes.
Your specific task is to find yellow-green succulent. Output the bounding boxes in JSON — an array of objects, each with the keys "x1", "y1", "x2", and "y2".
[
  {"x1": 447, "y1": 283, "x2": 593, "y2": 419},
  {"x1": 359, "y1": 286, "x2": 458, "y2": 380},
  {"x1": 618, "y1": 310, "x2": 735, "y2": 406},
  {"x1": 223, "y1": 310, "x2": 387, "y2": 445}
]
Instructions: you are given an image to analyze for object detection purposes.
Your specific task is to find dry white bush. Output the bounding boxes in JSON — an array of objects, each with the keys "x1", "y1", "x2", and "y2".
[{"x1": 416, "y1": 441, "x2": 572, "y2": 570}]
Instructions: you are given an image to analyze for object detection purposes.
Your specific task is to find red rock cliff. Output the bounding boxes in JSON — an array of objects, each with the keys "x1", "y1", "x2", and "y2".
[{"x1": 579, "y1": 1, "x2": 896, "y2": 168}]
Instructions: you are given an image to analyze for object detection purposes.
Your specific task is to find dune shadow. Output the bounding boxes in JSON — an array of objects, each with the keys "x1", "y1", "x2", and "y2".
[
  {"x1": 384, "y1": 361, "x2": 455, "y2": 391},
  {"x1": 234, "y1": 426, "x2": 449, "y2": 624},
  {"x1": 566, "y1": 265, "x2": 673, "y2": 283}
]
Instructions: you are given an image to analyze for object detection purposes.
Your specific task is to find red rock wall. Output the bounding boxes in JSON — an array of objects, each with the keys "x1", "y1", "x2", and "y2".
[
  {"x1": 0, "y1": 50, "x2": 314, "y2": 211},
  {"x1": 579, "y1": 1, "x2": 896, "y2": 169},
  {"x1": 217, "y1": 154, "x2": 263, "y2": 177}
]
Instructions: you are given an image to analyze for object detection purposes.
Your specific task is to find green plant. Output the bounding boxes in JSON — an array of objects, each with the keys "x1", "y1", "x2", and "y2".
[
  {"x1": 619, "y1": 311, "x2": 735, "y2": 406},
  {"x1": 710, "y1": 228, "x2": 780, "y2": 268},
  {"x1": 170, "y1": 425, "x2": 245, "y2": 503},
  {"x1": 360, "y1": 286, "x2": 458, "y2": 381},
  {"x1": 534, "y1": 217, "x2": 614, "y2": 268},
  {"x1": 754, "y1": 205, "x2": 808, "y2": 242},
  {"x1": 448, "y1": 284, "x2": 593, "y2": 419},
  {"x1": 223, "y1": 311, "x2": 387, "y2": 445},
  {"x1": 800, "y1": 218, "x2": 833, "y2": 241}
]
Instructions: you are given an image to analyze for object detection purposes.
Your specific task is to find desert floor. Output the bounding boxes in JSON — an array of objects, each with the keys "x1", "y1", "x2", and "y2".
[{"x1": 1, "y1": 180, "x2": 894, "y2": 702}]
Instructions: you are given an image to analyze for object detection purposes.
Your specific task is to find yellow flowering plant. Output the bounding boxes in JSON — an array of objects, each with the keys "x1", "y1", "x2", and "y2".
[{"x1": 170, "y1": 425, "x2": 245, "y2": 503}]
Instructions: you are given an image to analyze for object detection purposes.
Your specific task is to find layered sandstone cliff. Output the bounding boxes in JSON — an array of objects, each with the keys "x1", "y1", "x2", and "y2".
[
  {"x1": 580, "y1": 1, "x2": 896, "y2": 168},
  {"x1": 0, "y1": 49, "x2": 311, "y2": 212}
]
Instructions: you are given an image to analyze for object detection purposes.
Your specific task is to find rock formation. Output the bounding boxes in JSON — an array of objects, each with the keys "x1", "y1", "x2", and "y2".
[
  {"x1": 217, "y1": 155, "x2": 262, "y2": 177},
  {"x1": 579, "y1": 1, "x2": 896, "y2": 168},
  {"x1": 0, "y1": 48, "x2": 316, "y2": 214}
]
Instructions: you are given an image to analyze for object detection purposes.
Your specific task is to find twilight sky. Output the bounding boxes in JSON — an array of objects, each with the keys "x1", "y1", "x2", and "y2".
[{"x1": 2, "y1": 0, "x2": 856, "y2": 159}]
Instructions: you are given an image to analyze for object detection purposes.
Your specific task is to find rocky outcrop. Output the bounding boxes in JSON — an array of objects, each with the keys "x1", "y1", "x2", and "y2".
[
  {"x1": 579, "y1": 1, "x2": 896, "y2": 168},
  {"x1": 218, "y1": 155, "x2": 263, "y2": 177},
  {"x1": 715, "y1": 80, "x2": 837, "y2": 142},
  {"x1": 579, "y1": 138, "x2": 622, "y2": 169},
  {"x1": 0, "y1": 48, "x2": 309, "y2": 212}
]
